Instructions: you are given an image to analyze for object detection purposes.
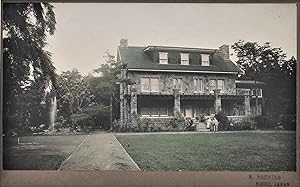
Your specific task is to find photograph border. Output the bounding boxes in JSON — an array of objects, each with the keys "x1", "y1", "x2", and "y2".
[{"x1": 0, "y1": 0, "x2": 299, "y2": 186}]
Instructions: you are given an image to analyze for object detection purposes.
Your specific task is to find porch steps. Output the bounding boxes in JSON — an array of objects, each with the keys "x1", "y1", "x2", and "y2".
[{"x1": 195, "y1": 122, "x2": 210, "y2": 132}]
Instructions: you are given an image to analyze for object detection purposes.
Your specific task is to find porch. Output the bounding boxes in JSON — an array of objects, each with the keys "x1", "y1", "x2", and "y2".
[{"x1": 134, "y1": 94, "x2": 251, "y2": 119}]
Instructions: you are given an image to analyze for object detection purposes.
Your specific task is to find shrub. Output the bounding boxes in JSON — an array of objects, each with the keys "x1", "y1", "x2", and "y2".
[
  {"x1": 215, "y1": 111, "x2": 231, "y2": 131},
  {"x1": 278, "y1": 114, "x2": 296, "y2": 130},
  {"x1": 253, "y1": 115, "x2": 278, "y2": 130},
  {"x1": 231, "y1": 117, "x2": 256, "y2": 131}
]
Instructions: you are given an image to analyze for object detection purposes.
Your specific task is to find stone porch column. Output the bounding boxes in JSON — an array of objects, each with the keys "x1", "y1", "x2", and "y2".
[
  {"x1": 244, "y1": 95, "x2": 251, "y2": 116},
  {"x1": 173, "y1": 88, "x2": 181, "y2": 118},
  {"x1": 120, "y1": 82, "x2": 124, "y2": 124},
  {"x1": 130, "y1": 84, "x2": 138, "y2": 115},
  {"x1": 214, "y1": 89, "x2": 222, "y2": 113}
]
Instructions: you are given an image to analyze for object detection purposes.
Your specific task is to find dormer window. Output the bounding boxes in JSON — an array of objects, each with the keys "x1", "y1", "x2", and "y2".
[
  {"x1": 180, "y1": 53, "x2": 189, "y2": 65},
  {"x1": 159, "y1": 52, "x2": 168, "y2": 64},
  {"x1": 201, "y1": 54, "x2": 210, "y2": 66}
]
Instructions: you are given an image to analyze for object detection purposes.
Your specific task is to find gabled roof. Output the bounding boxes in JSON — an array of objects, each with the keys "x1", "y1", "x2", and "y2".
[{"x1": 118, "y1": 46, "x2": 242, "y2": 74}]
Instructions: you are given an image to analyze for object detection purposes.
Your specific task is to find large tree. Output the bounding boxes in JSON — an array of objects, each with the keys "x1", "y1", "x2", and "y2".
[
  {"x1": 3, "y1": 3, "x2": 57, "y2": 133},
  {"x1": 232, "y1": 40, "x2": 296, "y2": 116},
  {"x1": 88, "y1": 51, "x2": 130, "y2": 128}
]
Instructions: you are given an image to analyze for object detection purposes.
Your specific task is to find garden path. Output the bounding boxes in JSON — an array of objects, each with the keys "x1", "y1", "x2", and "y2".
[{"x1": 59, "y1": 131, "x2": 140, "y2": 171}]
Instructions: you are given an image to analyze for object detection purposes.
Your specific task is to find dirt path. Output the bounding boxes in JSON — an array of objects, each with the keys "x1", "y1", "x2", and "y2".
[{"x1": 59, "y1": 131, "x2": 140, "y2": 171}]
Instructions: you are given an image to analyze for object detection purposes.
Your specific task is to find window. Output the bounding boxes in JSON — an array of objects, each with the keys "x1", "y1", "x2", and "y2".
[
  {"x1": 141, "y1": 78, "x2": 150, "y2": 92},
  {"x1": 141, "y1": 77, "x2": 160, "y2": 93},
  {"x1": 251, "y1": 89, "x2": 262, "y2": 97},
  {"x1": 194, "y1": 78, "x2": 203, "y2": 93},
  {"x1": 201, "y1": 54, "x2": 210, "y2": 66},
  {"x1": 140, "y1": 108, "x2": 169, "y2": 117},
  {"x1": 217, "y1": 80, "x2": 225, "y2": 93},
  {"x1": 256, "y1": 89, "x2": 262, "y2": 97},
  {"x1": 151, "y1": 77, "x2": 159, "y2": 92},
  {"x1": 159, "y1": 52, "x2": 168, "y2": 64},
  {"x1": 150, "y1": 108, "x2": 159, "y2": 116},
  {"x1": 209, "y1": 80, "x2": 216, "y2": 93},
  {"x1": 180, "y1": 53, "x2": 189, "y2": 65},
  {"x1": 160, "y1": 108, "x2": 168, "y2": 116},
  {"x1": 210, "y1": 79, "x2": 225, "y2": 93},
  {"x1": 173, "y1": 78, "x2": 183, "y2": 91},
  {"x1": 141, "y1": 108, "x2": 150, "y2": 116}
]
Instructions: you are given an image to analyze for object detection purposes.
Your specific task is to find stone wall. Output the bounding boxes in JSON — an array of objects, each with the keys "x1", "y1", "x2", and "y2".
[{"x1": 127, "y1": 71, "x2": 237, "y2": 95}]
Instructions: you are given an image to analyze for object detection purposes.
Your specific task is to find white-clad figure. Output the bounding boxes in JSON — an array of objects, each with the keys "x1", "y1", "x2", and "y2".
[
  {"x1": 212, "y1": 117, "x2": 219, "y2": 131},
  {"x1": 206, "y1": 117, "x2": 212, "y2": 129}
]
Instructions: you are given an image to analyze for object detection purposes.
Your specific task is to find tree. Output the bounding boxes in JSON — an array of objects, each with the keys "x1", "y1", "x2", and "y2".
[
  {"x1": 56, "y1": 69, "x2": 96, "y2": 127},
  {"x1": 88, "y1": 50, "x2": 129, "y2": 129},
  {"x1": 2, "y1": 3, "x2": 57, "y2": 134},
  {"x1": 232, "y1": 40, "x2": 296, "y2": 116}
]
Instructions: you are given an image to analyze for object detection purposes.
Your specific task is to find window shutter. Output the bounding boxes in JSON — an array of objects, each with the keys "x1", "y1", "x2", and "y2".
[
  {"x1": 209, "y1": 55, "x2": 213, "y2": 66},
  {"x1": 199, "y1": 54, "x2": 202, "y2": 65}
]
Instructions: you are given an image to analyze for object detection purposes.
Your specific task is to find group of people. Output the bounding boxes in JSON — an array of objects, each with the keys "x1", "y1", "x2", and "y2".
[{"x1": 206, "y1": 116, "x2": 219, "y2": 131}]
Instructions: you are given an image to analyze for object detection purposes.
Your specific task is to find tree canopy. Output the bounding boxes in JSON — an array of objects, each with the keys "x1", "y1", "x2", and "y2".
[
  {"x1": 232, "y1": 40, "x2": 296, "y2": 116},
  {"x1": 3, "y1": 3, "x2": 57, "y2": 134}
]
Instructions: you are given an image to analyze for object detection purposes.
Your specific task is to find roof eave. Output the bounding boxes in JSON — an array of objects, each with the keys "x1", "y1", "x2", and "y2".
[{"x1": 127, "y1": 68, "x2": 239, "y2": 74}]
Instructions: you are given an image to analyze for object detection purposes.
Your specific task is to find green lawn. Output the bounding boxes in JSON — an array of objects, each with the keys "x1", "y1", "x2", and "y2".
[
  {"x1": 3, "y1": 135, "x2": 87, "y2": 170},
  {"x1": 116, "y1": 132, "x2": 296, "y2": 171}
]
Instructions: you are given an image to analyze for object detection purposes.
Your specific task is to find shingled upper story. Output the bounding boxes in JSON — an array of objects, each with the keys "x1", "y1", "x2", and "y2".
[{"x1": 117, "y1": 39, "x2": 263, "y2": 124}]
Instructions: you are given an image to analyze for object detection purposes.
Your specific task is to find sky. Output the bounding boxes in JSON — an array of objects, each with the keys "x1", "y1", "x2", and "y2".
[{"x1": 46, "y1": 3, "x2": 297, "y2": 75}]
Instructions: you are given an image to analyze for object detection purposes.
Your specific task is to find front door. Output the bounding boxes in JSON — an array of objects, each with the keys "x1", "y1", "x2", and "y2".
[{"x1": 185, "y1": 106, "x2": 193, "y2": 117}]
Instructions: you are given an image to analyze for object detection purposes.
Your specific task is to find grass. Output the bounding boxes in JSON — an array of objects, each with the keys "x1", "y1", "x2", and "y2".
[
  {"x1": 116, "y1": 132, "x2": 296, "y2": 171},
  {"x1": 3, "y1": 135, "x2": 87, "y2": 170}
]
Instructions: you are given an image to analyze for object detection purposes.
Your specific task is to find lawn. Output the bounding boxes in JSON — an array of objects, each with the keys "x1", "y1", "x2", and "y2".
[
  {"x1": 116, "y1": 132, "x2": 296, "y2": 171},
  {"x1": 3, "y1": 135, "x2": 87, "y2": 170}
]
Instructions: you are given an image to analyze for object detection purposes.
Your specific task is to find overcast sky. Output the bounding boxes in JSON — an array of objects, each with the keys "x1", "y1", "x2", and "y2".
[{"x1": 46, "y1": 3, "x2": 297, "y2": 75}]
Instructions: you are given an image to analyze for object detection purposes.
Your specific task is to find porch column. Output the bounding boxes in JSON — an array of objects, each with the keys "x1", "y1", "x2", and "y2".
[
  {"x1": 173, "y1": 88, "x2": 181, "y2": 118},
  {"x1": 130, "y1": 84, "x2": 138, "y2": 115},
  {"x1": 214, "y1": 89, "x2": 222, "y2": 113},
  {"x1": 244, "y1": 95, "x2": 251, "y2": 116},
  {"x1": 120, "y1": 82, "x2": 124, "y2": 124}
]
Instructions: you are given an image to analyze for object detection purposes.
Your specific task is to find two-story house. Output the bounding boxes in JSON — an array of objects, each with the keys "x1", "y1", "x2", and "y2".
[{"x1": 118, "y1": 39, "x2": 263, "y2": 126}]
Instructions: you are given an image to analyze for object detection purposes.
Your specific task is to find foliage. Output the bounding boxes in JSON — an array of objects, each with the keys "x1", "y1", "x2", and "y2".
[
  {"x1": 113, "y1": 115, "x2": 191, "y2": 132},
  {"x1": 230, "y1": 117, "x2": 256, "y2": 131},
  {"x1": 232, "y1": 41, "x2": 296, "y2": 116},
  {"x1": 88, "y1": 51, "x2": 131, "y2": 127},
  {"x1": 215, "y1": 111, "x2": 231, "y2": 131},
  {"x1": 2, "y1": 3, "x2": 57, "y2": 135},
  {"x1": 55, "y1": 69, "x2": 108, "y2": 130}
]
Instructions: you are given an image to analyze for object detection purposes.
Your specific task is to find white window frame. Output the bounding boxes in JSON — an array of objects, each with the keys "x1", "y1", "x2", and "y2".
[
  {"x1": 180, "y1": 53, "x2": 189, "y2": 65},
  {"x1": 140, "y1": 108, "x2": 169, "y2": 117},
  {"x1": 173, "y1": 78, "x2": 183, "y2": 92},
  {"x1": 159, "y1": 52, "x2": 168, "y2": 64},
  {"x1": 141, "y1": 77, "x2": 160, "y2": 93},
  {"x1": 141, "y1": 77, "x2": 150, "y2": 92},
  {"x1": 209, "y1": 79, "x2": 217, "y2": 93},
  {"x1": 141, "y1": 108, "x2": 150, "y2": 117},
  {"x1": 194, "y1": 78, "x2": 203, "y2": 93},
  {"x1": 201, "y1": 54, "x2": 210, "y2": 66},
  {"x1": 217, "y1": 79, "x2": 225, "y2": 93},
  {"x1": 159, "y1": 108, "x2": 168, "y2": 117},
  {"x1": 150, "y1": 77, "x2": 160, "y2": 93},
  {"x1": 251, "y1": 89, "x2": 262, "y2": 98}
]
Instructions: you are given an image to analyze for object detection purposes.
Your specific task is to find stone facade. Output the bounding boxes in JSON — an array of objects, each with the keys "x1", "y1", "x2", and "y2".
[{"x1": 127, "y1": 71, "x2": 237, "y2": 95}]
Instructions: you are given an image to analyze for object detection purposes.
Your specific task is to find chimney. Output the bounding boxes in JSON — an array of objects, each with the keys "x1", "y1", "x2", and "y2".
[
  {"x1": 120, "y1": 39, "x2": 128, "y2": 48},
  {"x1": 219, "y1": 44, "x2": 229, "y2": 60}
]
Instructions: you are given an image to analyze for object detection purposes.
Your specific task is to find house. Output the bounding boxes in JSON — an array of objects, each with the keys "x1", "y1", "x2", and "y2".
[{"x1": 117, "y1": 39, "x2": 264, "y2": 128}]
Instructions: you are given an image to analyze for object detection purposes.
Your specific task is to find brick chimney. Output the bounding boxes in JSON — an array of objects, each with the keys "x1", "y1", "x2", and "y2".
[
  {"x1": 219, "y1": 44, "x2": 230, "y2": 60},
  {"x1": 120, "y1": 39, "x2": 128, "y2": 48}
]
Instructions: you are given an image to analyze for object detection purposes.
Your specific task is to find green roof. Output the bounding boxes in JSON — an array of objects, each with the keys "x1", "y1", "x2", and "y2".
[{"x1": 118, "y1": 46, "x2": 242, "y2": 74}]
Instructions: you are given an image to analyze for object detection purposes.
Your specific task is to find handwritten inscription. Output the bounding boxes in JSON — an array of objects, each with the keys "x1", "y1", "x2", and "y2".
[{"x1": 249, "y1": 174, "x2": 290, "y2": 187}]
